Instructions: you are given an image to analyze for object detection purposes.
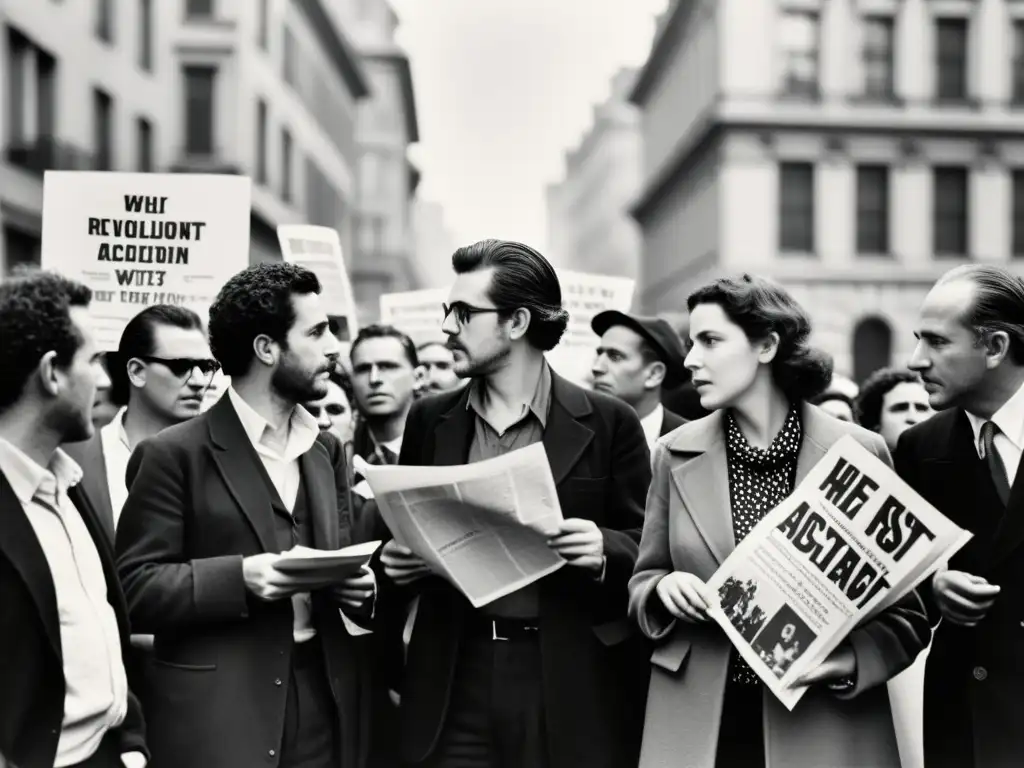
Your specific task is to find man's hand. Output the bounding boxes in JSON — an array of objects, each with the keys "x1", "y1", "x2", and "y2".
[
  {"x1": 933, "y1": 569, "x2": 1000, "y2": 626},
  {"x1": 328, "y1": 565, "x2": 376, "y2": 609},
  {"x1": 241, "y1": 553, "x2": 314, "y2": 601},
  {"x1": 381, "y1": 540, "x2": 432, "y2": 586},
  {"x1": 793, "y1": 641, "x2": 857, "y2": 687},
  {"x1": 547, "y1": 518, "x2": 604, "y2": 574},
  {"x1": 655, "y1": 572, "x2": 711, "y2": 623},
  {"x1": 121, "y1": 751, "x2": 147, "y2": 768}
]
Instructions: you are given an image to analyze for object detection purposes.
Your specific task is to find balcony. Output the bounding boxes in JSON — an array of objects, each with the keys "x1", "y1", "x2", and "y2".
[
  {"x1": 169, "y1": 148, "x2": 241, "y2": 175},
  {"x1": 4, "y1": 137, "x2": 96, "y2": 174}
]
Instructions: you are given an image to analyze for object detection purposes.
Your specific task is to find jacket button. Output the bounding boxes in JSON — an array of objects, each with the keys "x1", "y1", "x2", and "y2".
[
  {"x1": 973, "y1": 666, "x2": 988, "y2": 681},
  {"x1": 275, "y1": 678, "x2": 282, "y2": 686},
  {"x1": 269, "y1": 749, "x2": 276, "y2": 757}
]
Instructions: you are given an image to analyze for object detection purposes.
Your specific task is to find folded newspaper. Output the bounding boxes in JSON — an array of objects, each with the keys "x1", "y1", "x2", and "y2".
[
  {"x1": 275, "y1": 540, "x2": 381, "y2": 578},
  {"x1": 704, "y1": 436, "x2": 971, "y2": 710},
  {"x1": 362, "y1": 442, "x2": 566, "y2": 607}
]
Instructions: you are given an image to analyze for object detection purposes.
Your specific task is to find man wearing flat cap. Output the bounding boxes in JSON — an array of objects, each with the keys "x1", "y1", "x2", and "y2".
[{"x1": 591, "y1": 310, "x2": 688, "y2": 450}]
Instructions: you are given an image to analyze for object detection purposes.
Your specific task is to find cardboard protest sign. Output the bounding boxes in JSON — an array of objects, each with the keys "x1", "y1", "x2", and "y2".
[
  {"x1": 277, "y1": 225, "x2": 359, "y2": 341},
  {"x1": 41, "y1": 171, "x2": 251, "y2": 350},
  {"x1": 379, "y1": 287, "x2": 449, "y2": 346}
]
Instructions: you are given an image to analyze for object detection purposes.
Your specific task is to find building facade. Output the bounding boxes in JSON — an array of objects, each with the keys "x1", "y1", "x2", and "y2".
[
  {"x1": 0, "y1": 0, "x2": 367, "y2": 274},
  {"x1": 412, "y1": 198, "x2": 458, "y2": 289},
  {"x1": 631, "y1": 0, "x2": 1024, "y2": 381},
  {"x1": 546, "y1": 68, "x2": 643, "y2": 282}
]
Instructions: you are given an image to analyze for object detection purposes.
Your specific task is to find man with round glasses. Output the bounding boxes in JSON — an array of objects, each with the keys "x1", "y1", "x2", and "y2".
[{"x1": 66, "y1": 304, "x2": 215, "y2": 535}]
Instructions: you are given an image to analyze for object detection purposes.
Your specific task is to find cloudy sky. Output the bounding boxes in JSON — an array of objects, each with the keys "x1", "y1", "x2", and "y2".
[{"x1": 389, "y1": 0, "x2": 669, "y2": 253}]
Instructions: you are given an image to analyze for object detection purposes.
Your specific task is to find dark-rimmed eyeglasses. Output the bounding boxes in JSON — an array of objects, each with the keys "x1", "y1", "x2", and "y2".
[
  {"x1": 137, "y1": 356, "x2": 220, "y2": 381},
  {"x1": 442, "y1": 301, "x2": 504, "y2": 326}
]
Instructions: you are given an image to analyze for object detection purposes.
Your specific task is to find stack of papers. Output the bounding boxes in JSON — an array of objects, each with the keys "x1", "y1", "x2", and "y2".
[{"x1": 275, "y1": 540, "x2": 381, "y2": 579}]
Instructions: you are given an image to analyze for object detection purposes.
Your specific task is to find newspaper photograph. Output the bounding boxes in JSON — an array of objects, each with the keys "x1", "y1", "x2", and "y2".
[
  {"x1": 705, "y1": 435, "x2": 972, "y2": 710},
  {"x1": 361, "y1": 443, "x2": 566, "y2": 607}
]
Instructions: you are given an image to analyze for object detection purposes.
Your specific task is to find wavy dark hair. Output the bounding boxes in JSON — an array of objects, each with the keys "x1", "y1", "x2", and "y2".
[
  {"x1": 686, "y1": 274, "x2": 832, "y2": 403},
  {"x1": 0, "y1": 269, "x2": 93, "y2": 413},
  {"x1": 855, "y1": 367, "x2": 922, "y2": 432},
  {"x1": 939, "y1": 264, "x2": 1024, "y2": 365},
  {"x1": 350, "y1": 324, "x2": 419, "y2": 369},
  {"x1": 209, "y1": 262, "x2": 322, "y2": 376},
  {"x1": 451, "y1": 239, "x2": 569, "y2": 352}
]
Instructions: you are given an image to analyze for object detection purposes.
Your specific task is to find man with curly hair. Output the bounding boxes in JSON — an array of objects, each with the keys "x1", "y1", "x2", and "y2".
[
  {"x1": 855, "y1": 367, "x2": 934, "y2": 452},
  {"x1": 116, "y1": 263, "x2": 376, "y2": 768},
  {"x1": 0, "y1": 270, "x2": 148, "y2": 768}
]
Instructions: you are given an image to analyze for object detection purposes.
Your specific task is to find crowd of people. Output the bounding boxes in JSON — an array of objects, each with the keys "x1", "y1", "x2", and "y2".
[{"x1": 1, "y1": 237, "x2": 1021, "y2": 768}]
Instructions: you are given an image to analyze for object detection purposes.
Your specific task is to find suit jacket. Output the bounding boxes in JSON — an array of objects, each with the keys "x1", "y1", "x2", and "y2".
[
  {"x1": 895, "y1": 408, "x2": 1024, "y2": 768},
  {"x1": 64, "y1": 434, "x2": 115, "y2": 544},
  {"x1": 629, "y1": 404, "x2": 931, "y2": 768},
  {"x1": 115, "y1": 395, "x2": 371, "y2": 768},
  {"x1": 660, "y1": 407, "x2": 687, "y2": 437},
  {"x1": 0, "y1": 465, "x2": 147, "y2": 768},
  {"x1": 382, "y1": 372, "x2": 652, "y2": 767}
]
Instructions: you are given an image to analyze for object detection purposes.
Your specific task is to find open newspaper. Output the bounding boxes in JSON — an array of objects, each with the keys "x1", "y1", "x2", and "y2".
[
  {"x1": 705, "y1": 435, "x2": 971, "y2": 710},
  {"x1": 362, "y1": 443, "x2": 566, "y2": 607}
]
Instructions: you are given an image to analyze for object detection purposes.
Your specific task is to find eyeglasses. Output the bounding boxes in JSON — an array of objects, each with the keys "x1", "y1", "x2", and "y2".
[
  {"x1": 442, "y1": 301, "x2": 504, "y2": 326},
  {"x1": 137, "y1": 356, "x2": 220, "y2": 382}
]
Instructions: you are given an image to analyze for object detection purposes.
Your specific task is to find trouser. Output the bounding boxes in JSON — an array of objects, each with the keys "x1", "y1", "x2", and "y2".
[{"x1": 280, "y1": 637, "x2": 341, "y2": 768}]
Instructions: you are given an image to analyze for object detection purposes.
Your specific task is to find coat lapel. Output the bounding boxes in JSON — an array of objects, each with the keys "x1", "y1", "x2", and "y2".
[
  {"x1": 795, "y1": 404, "x2": 832, "y2": 488},
  {"x1": 0, "y1": 472, "x2": 61, "y2": 659},
  {"x1": 65, "y1": 435, "x2": 115, "y2": 544},
  {"x1": 543, "y1": 376, "x2": 594, "y2": 487},
  {"x1": 301, "y1": 440, "x2": 344, "y2": 550},
  {"x1": 69, "y1": 483, "x2": 129, "y2": 622},
  {"x1": 990, "y1": 448, "x2": 1024, "y2": 567},
  {"x1": 433, "y1": 386, "x2": 475, "y2": 466},
  {"x1": 668, "y1": 412, "x2": 734, "y2": 565},
  {"x1": 207, "y1": 396, "x2": 278, "y2": 553}
]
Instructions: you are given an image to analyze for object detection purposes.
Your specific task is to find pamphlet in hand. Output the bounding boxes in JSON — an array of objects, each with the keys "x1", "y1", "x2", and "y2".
[
  {"x1": 362, "y1": 442, "x2": 567, "y2": 607},
  {"x1": 275, "y1": 540, "x2": 382, "y2": 579},
  {"x1": 703, "y1": 436, "x2": 971, "y2": 710}
]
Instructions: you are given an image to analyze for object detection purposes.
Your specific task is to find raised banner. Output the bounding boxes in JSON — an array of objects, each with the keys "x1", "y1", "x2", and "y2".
[
  {"x1": 379, "y1": 287, "x2": 449, "y2": 346},
  {"x1": 41, "y1": 171, "x2": 251, "y2": 350},
  {"x1": 277, "y1": 225, "x2": 359, "y2": 341}
]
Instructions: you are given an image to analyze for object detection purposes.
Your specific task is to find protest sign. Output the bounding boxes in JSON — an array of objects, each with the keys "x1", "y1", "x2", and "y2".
[
  {"x1": 277, "y1": 225, "x2": 359, "y2": 341},
  {"x1": 546, "y1": 269, "x2": 635, "y2": 385},
  {"x1": 41, "y1": 171, "x2": 251, "y2": 350},
  {"x1": 704, "y1": 436, "x2": 971, "y2": 710},
  {"x1": 379, "y1": 287, "x2": 449, "y2": 346}
]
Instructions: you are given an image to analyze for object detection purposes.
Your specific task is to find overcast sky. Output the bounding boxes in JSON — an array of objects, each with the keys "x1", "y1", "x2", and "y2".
[{"x1": 389, "y1": 0, "x2": 669, "y2": 253}]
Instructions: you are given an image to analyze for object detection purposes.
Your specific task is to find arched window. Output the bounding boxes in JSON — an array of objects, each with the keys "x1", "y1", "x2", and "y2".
[{"x1": 853, "y1": 316, "x2": 892, "y2": 384}]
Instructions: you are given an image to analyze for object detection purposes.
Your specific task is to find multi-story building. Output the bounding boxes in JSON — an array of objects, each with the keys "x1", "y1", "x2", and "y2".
[
  {"x1": 0, "y1": 0, "x2": 368, "y2": 273},
  {"x1": 631, "y1": 0, "x2": 1024, "y2": 381},
  {"x1": 546, "y1": 68, "x2": 643, "y2": 282},
  {"x1": 350, "y1": 0, "x2": 421, "y2": 324}
]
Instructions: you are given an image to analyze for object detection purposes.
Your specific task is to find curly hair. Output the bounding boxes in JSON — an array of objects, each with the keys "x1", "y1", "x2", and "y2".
[
  {"x1": 855, "y1": 367, "x2": 922, "y2": 432},
  {"x1": 451, "y1": 239, "x2": 569, "y2": 352},
  {"x1": 208, "y1": 262, "x2": 322, "y2": 376},
  {"x1": 687, "y1": 274, "x2": 833, "y2": 403},
  {"x1": 0, "y1": 269, "x2": 93, "y2": 413}
]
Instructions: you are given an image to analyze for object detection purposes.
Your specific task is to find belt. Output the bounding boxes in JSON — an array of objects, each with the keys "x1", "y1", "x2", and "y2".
[{"x1": 467, "y1": 616, "x2": 541, "y2": 642}]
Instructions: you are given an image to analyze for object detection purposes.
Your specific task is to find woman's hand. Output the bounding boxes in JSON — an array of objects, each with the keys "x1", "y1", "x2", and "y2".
[
  {"x1": 792, "y1": 641, "x2": 857, "y2": 688},
  {"x1": 655, "y1": 572, "x2": 712, "y2": 623}
]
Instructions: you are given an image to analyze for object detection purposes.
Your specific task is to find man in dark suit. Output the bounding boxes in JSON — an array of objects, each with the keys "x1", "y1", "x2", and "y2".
[
  {"x1": 590, "y1": 310, "x2": 688, "y2": 448},
  {"x1": 0, "y1": 271, "x2": 147, "y2": 768},
  {"x1": 116, "y1": 263, "x2": 376, "y2": 768},
  {"x1": 380, "y1": 239, "x2": 652, "y2": 768},
  {"x1": 895, "y1": 264, "x2": 1024, "y2": 768}
]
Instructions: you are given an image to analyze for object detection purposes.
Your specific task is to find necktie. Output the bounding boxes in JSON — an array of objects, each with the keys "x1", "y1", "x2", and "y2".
[{"x1": 981, "y1": 421, "x2": 1011, "y2": 506}]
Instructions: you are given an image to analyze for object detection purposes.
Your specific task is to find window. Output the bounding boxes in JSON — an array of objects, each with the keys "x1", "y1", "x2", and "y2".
[
  {"x1": 358, "y1": 215, "x2": 384, "y2": 257},
  {"x1": 780, "y1": 11, "x2": 820, "y2": 98},
  {"x1": 139, "y1": 0, "x2": 153, "y2": 72},
  {"x1": 5, "y1": 28, "x2": 57, "y2": 170},
  {"x1": 183, "y1": 65, "x2": 216, "y2": 155},
  {"x1": 185, "y1": 0, "x2": 214, "y2": 17},
  {"x1": 856, "y1": 166, "x2": 889, "y2": 254},
  {"x1": 935, "y1": 18, "x2": 968, "y2": 101},
  {"x1": 862, "y1": 16, "x2": 894, "y2": 99},
  {"x1": 281, "y1": 127, "x2": 293, "y2": 202},
  {"x1": 1013, "y1": 170, "x2": 1024, "y2": 256},
  {"x1": 256, "y1": 99, "x2": 268, "y2": 185},
  {"x1": 933, "y1": 166, "x2": 969, "y2": 255},
  {"x1": 96, "y1": 0, "x2": 114, "y2": 43},
  {"x1": 136, "y1": 117, "x2": 153, "y2": 172},
  {"x1": 93, "y1": 88, "x2": 114, "y2": 170},
  {"x1": 779, "y1": 162, "x2": 815, "y2": 252},
  {"x1": 258, "y1": 0, "x2": 269, "y2": 50},
  {"x1": 6, "y1": 28, "x2": 28, "y2": 145},
  {"x1": 1013, "y1": 21, "x2": 1024, "y2": 103},
  {"x1": 283, "y1": 26, "x2": 297, "y2": 86}
]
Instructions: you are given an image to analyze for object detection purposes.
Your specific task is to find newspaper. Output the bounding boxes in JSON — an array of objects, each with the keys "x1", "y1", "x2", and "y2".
[
  {"x1": 705, "y1": 436, "x2": 971, "y2": 710},
  {"x1": 361, "y1": 443, "x2": 567, "y2": 607}
]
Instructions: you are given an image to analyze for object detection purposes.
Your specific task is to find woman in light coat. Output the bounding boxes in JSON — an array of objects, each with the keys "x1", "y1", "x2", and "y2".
[{"x1": 628, "y1": 275, "x2": 930, "y2": 768}]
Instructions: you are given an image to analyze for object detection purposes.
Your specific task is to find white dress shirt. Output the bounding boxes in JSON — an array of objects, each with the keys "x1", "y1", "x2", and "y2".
[
  {"x1": 99, "y1": 407, "x2": 132, "y2": 528},
  {"x1": 0, "y1": 439, "x2": 128, "y2": 767},
  {"x1": 966, "y1": 379, "x2": 1024, "y2": 486},
  {"x1": 228, "y1": 387, "x2": 321, "y2": 643},
  {"x1": 640, "y1": 404, "x2": 665, "y2": 453}
]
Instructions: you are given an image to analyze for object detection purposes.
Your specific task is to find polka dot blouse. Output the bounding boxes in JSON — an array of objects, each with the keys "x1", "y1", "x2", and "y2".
[{"x1": 723, "y1": 407, "x2": 802, "y2": 685}]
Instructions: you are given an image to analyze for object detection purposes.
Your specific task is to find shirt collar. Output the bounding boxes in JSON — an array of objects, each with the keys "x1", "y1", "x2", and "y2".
[
  {"x1": 640, "y1": 404, "x2": 665, "y2": 443},
  {"x1": 101, "y1": 407, "x2": 130, "y2": 450},
  {"x1": 466, "y1": 361, "x2": 553, "y2": 430},
  {"x1": 0, "y1": 437, "x2": 83, "y2": 505},
  {"x1": 966, "y1": 378, "x2": 1024, "y2": 458},
  {"x1": 227, "y1": 386, "x2": 320, "y2": 457}
]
